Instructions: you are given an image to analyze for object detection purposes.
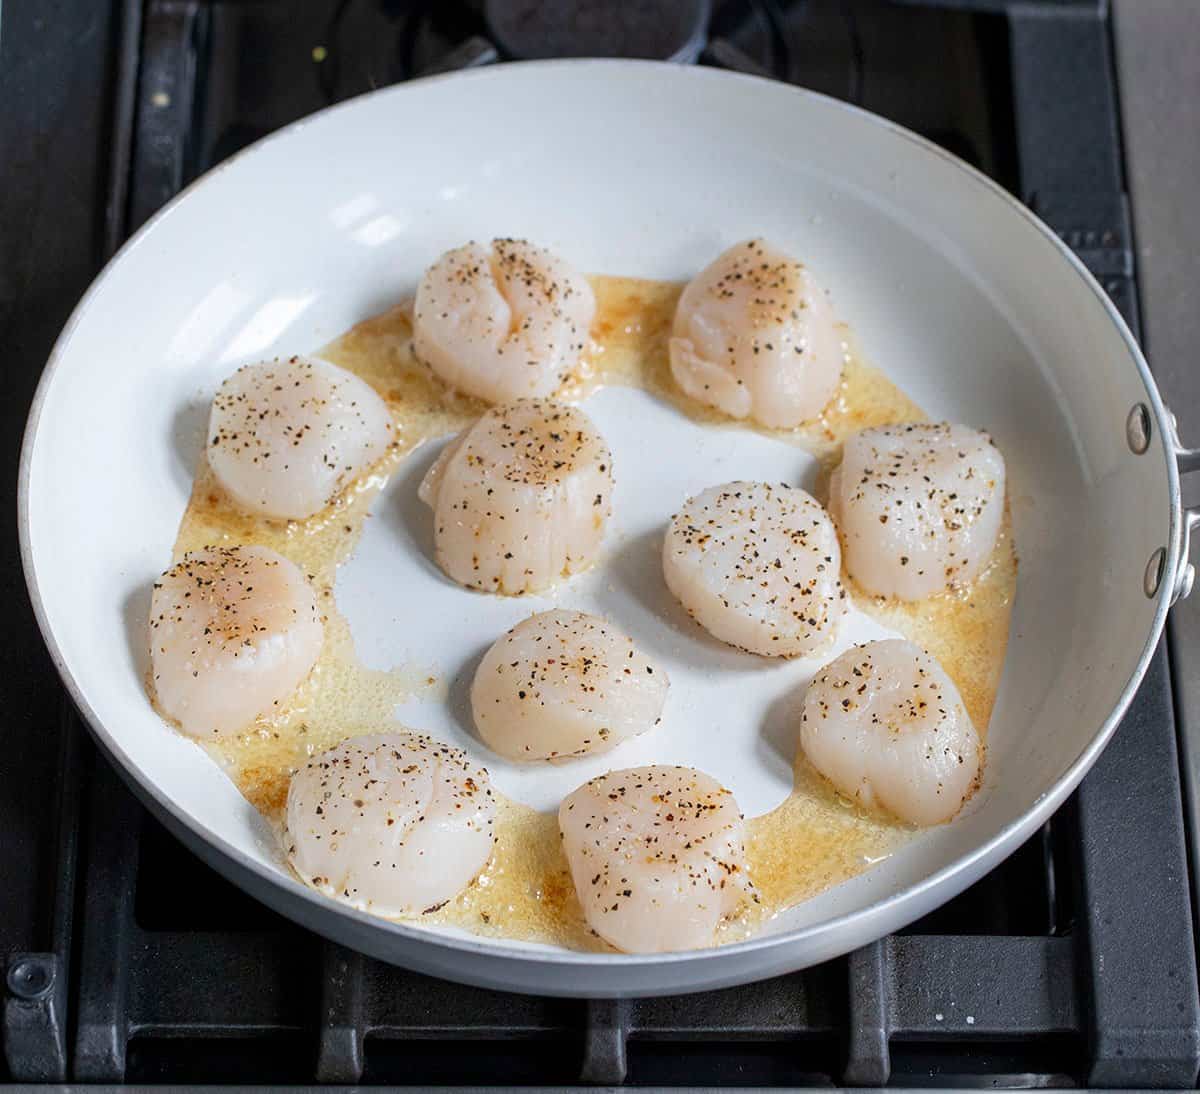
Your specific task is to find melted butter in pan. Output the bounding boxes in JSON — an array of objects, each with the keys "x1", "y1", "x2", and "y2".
[{"x1": 161, "y1": 275, "x2": 1015, "y2": 950}]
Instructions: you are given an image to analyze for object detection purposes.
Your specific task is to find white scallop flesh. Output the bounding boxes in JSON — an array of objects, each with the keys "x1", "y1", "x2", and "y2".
[
  {"x1": 829, "y1": 423, "x2": 1006, "y2": 600},
  {"x1": 207, "y1": 356, "x2": 394, "y2": 521},
  {"x1": 413, "y1": 239, "x2": 596, "y2": 403},
  {"x1": 471, "y1": 609, "x2": 668, "y2": 762},
  {"x1": 799, "y1": 639, "x2": 981, "y2": 825},
  {"x1": 669, "y1": 239, "x2": 844, "y2": 428},
  {"x1": 558, "y1": 765, "x2": 753, "y2": 953},
  {"x1": 662, "y1": 481, "x2": 846, "y2": 657},
  {"x1": 419, "y1": 399, "x2": 613, "y2": 595},
  {"x1": 286, "y1": 731, "x2": 495, "y2": 916},
  {"x1": 149, "y1": 545, "x2": 323, "y2": 737}
]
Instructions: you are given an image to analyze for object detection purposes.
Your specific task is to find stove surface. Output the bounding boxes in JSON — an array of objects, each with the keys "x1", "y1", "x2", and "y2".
[{"x1": 2, "y1": 0, "x2": 1199, "y2": 1087}]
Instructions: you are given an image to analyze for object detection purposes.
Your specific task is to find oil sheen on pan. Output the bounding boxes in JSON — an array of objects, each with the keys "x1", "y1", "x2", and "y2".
[{"x1": 156, "y1": 274, "x2": 1016, "y2": 952}]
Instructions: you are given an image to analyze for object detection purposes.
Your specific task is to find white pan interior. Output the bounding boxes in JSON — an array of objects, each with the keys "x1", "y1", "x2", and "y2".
[{"x1": 20, "y1": 61, "x2": 1176, "y2": 996}]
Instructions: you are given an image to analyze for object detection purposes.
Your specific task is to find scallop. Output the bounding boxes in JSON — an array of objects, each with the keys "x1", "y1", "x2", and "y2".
[
  {"x1": 799, "y1": 639, "x2": 981, "y2": 825},
  {"x1": 669, "y1": 239, "x2": 844, "y2": 428},
  {"x1": 471, "y1": 609, "x2": 668, "y2": 761},
  {"x1": 286, "y1": 731, "x2": 495, "y2": 916},
  {"x1": 207, "y1": 355, "x2": 394, "y2": 521},
  {"x1": 419, "y1": 399, "x2": 613, "y2": 595},
  {"x1": 413, "y1": 238, "x2": 595, "y2": 403},
  {"x1": 558, "y1": 765, "x2": 753, "y2": 953},
  {"x1": 149, "y1": 545, "x2": 323, "y2": 737},
  {"x1": 663, "y1": 481, "x2": 846, "y2": 657},
  {"x1": 829, "y1": 423, "x2": 1006, "y2": 600}
]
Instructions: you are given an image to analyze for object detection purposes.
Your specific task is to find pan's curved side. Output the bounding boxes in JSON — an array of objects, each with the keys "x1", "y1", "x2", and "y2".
[
  {"x1": 19, "y1": 60, "x2": 1179, "y2": 996},
  {"x1": 77, "y1": 714, "x2": 1106, "y2": 997}
]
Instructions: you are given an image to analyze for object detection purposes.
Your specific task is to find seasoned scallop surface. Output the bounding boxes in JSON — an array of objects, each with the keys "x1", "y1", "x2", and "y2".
[
  {"x1": 829, "y1": 423, "x2": 1006, "y2": 600},
  {"x1": 663, "y1": 481, "x2": 846, "y2": 657},
  {"x1": 418, "y1": 399, "x2": 613, "y2": 595},
  {"x1": 286, "y1": 731, "x2": 495, "y2": 916},
  {"x1": 669, "y1": 239, "x2": 844, "y2": 428},
  {"x1": 207, "y1": 356, "x2": 394, "y2": 521},
  {"x1": 413, "y1": 238, "x2": 595, "y2": 403},
  {"x1": 471, "y1": 609, "x2": 668, "y2": 762},
  {"x1": 799, "y1": 639, "x2": 981, "y2": 826},
  {"x1": 149, "y1": 545, "x2": 323, "y2": 737},
  {"x1": 558, "y1": 765, "x2": 753, "y2": 953}
]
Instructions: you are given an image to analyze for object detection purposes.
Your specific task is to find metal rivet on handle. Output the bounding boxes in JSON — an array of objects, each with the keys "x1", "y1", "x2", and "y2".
[
  {"x1": 1127, "y1": 404, "x2": 1152, "y2": 454},
  {"x1": 1176, "y1": 563, "x2": 1196, "y2": 603},
  {"x1": 5, "y1": 956, "x2": 55, "y2": 1001},
  {"x1": 1145, "y1": 547, "x2": 1167, "y2": 598}
]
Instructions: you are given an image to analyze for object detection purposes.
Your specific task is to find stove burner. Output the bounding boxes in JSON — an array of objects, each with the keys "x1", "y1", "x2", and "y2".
[{"x1": 484, "y1": 0, "x2": 710, "y2": 63}]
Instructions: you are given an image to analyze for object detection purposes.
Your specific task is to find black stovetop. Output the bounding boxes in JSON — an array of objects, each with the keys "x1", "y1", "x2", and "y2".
[{"x1": 3, "y1": 0, "x2": 1199, "y2": 1087}]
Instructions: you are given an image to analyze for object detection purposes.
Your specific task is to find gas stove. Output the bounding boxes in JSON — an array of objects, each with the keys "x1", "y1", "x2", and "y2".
[{"x1": 3, "y1": 0, "x2": 1200, "y2": 1087}]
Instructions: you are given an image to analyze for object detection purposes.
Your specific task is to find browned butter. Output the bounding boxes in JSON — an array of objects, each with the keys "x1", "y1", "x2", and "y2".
[{"x1": 165, "y1": 275, "x2": 1016, "y2": 950}]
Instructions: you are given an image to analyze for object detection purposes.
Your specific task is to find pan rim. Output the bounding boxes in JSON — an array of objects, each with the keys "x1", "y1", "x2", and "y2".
[{"x1": 17, "y1": 58, "x2": 1181, "y2": 971}]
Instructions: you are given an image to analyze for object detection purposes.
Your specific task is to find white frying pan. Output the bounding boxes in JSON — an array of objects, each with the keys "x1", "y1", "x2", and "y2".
[{"x1": 19, "y1": 61, "x2": 1198, "y2": 997}]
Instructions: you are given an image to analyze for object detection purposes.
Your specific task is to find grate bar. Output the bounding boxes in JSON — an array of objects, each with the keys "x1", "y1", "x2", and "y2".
[
  {"x1": 129, "y1": 0, "x2": 210, "y2": 233},
  {"x1": 1007, "y1": 2, "x2": 1140, "y2": 332},
  {"x1": 579, "y1": 998, "x2": 629, "y2": 1084},
  {"x1": 131, "y1": 931, "x2": 313, "y2": 1033},
  {"x1": 888, "y1": 935, "x2": 1078, "y2": 1036},
  {"x1": 103, "y1": 0, "x2": 145, "y2": 256},
  {"x1": 2, "y1": 712, "x2": 87, "y2": 1081},
  {"x1": 316, "y1": 943, "x2": 366, "y2": 1082},
  {"x1": 1073, "y1": 647, "x2": 1200, "y2": 1087},
  {"x1": 73, "y1": 761, "x2": 141, "y2": 1081},
  {"x1": 845, "y1": 941, "x2": 890, "y2": 1085},
  {"x1": 633, "y1": 971, "x2": 832, "y2": 1039}
]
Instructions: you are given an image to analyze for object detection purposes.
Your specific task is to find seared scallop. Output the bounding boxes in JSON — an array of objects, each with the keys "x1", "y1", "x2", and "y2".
[
  {"x1": 471, "y1": 609, "x2": 668, "y2": 761},
  {"x1": 413, "y1": 238, "x2": 595, "y2": 403},
  {"x1": 419, "y1": 399, "x2": 613, "y2": 595},
  {"x1": 286, "y1": 731, "x2": 495, "y2": 915},
  {"x1": 558, "y1": 765, "x2": 753, "y2": 953},
  {"x1": 663, "y1": 481, "x2": 846, "y2": 657},
  {"x1": 207, "y1": 356, "x2": 394, "y2": 520},
  {"x1": 829, "y1": 423, "x2": 1006, "y2": 600},
  {"x1": 799, "y1": 639, "x2": 981, "y2": 825},
  {"x1": 149, "y1": 545, "x2": 323, "y2": 737},
  {"x1": 670, "y1": 239, "x2": 844, "y2": 428}
]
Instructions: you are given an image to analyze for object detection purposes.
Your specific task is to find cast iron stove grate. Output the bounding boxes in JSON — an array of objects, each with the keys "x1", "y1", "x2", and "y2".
[{"x1": 2, "y1": 0, "x2": 1198, "y2": 1087}]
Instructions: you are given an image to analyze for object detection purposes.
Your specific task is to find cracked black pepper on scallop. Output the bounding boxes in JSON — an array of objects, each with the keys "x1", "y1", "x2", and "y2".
[
  {"x1": 419, "y1": 399, "x2": 614, "y2": 596},
  {"x1": 471, "y1": 608, "x2": 669, "y2": 761},
  {"x1": 207, "y1": 355, "x2": 395, "y2": 520},
  {"x1": 829, "y1": 422, "x2": 1006, "y2": 600},
  {"x1": 663, "y1": 480, "x2": 847, "y2": 657},
  {"x1": 413, "y1": 238, "x2": 596, "y2": 404}
]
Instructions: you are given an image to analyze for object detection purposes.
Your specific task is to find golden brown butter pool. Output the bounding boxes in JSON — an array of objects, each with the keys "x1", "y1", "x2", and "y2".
[{"x1": 160, "y1": 274, "x2": 1016, "y2": 950}]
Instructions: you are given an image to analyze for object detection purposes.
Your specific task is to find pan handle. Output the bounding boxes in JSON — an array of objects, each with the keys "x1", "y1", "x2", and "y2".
[{"x1": 1164, "y1": 410, "x2": 1200, "y2": 602}]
